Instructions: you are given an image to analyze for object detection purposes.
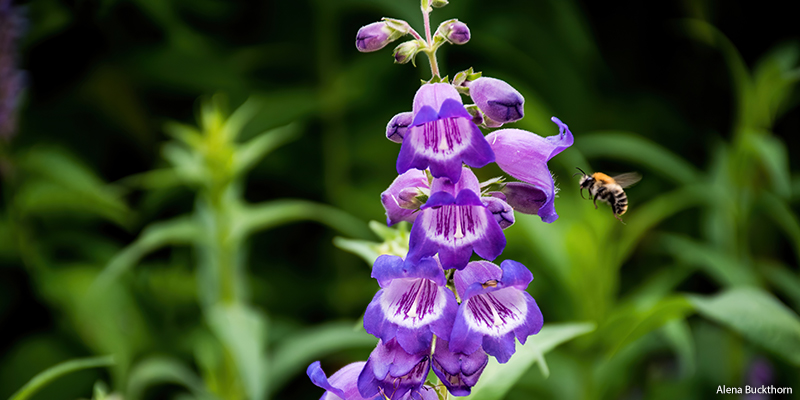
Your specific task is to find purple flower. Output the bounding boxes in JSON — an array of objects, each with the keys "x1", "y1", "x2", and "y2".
[
  {"x1": 450, "y1": 260, "x2": 543, "y2": 364},
  {"x1": 397, "y1": 83, "x2": 495, "y2": 183},
  {"x1": 357, "y1": 338, "x2": 432, "y2": 400},
  {"x1": 431, "y1": 337, "x2": 488, "y2": 396},
  {"x1": 485, "y1": 117, "x2": 574, "y2": 223},
  {"x1": 364, "y1": 255, "x2": 457, "y2": 354},
  {"x1": 380, "y1": 169, "x2": 430, "y2": 226},
  {"x1": 467, "y1": 77, "x2": 524, "y2": 126},
  {"x1": 405, "y1": 167, "x2": 506, "y2": 270},
  {"x1": 307, "y1": 361, "x2": 376, "y2": 400},
  {"x1": 356, "y1": 22, "x2": 396, "y2": 52},
  {"x1": 386, "y1": 111, "x2": 414, "y2": 143},
  {"x1": 1, "y1": 0, "x2": 24, "y2": 140}
]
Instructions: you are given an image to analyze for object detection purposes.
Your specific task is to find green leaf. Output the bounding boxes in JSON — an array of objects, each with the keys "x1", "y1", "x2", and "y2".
[
  {"x1": 234, "y1": 124, "x2": 300, "y2": 174},
  {"x1": 759, "y1": 261, "x2": 800, "y2": 310},
  {"x1": 268, "y1": 322, "x2": 377, "y2": 394},
  {"x1": 94, "y1": 216, "x2": 201, "y2": 288},
  {"x1": 8, "y1": 355, "x2": 115, "y2": 400},
  {"x1": 231, "y1": 200, "x2": 371, "y2": 241},
  {"x1": 206, "y1": 303, "x2": 269, "y2": 400},
  {"x1": 16, "y1": 147, "x2": 132, "y2": 227},
  {"x1": 575, "y1": 132, "x2": 700, "y2": 184},
  {"x1": 761, "y1": 192, "x2": 800, "y2": 266},
  {"x1": 657, "y1": 233, "x2": 760, "y2": 287},
  {"x1": 617, "y1": 184, "x2": 709, "y2": 267},
  {"x1": 660, "y1": 319, "x2": 695, "y2": 377},
  {"x1": 332, "y1": 237, "x2": 380, "y2": 266},
  {"x1": 746, "y1": 133, "x2": 791, "y2": 198},
  {"x1": 688, "y1": 287, "x2": 800, "y2": 365},
  {"x1": 468, "y1": 322, "x2": 595, "y2": 400},
  {"x1": 601, "y1": 296, "x2": 694, "y2": 357},
  {"x1": 126, "y1": 357, "x2": 217, "y2": 400}
]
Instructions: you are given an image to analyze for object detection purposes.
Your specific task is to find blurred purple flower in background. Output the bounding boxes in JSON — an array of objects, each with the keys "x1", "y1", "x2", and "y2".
[{"x1": 0, "y1": 0, "x2": 24, "y2": 141}]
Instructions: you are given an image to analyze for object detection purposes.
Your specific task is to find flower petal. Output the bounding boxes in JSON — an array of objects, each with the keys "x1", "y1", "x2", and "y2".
[
  {"x1": 406, "y1": 202, "x2": 505, "y2": 270},
  {"x1": 499, "y1": 182, "x2": 547, "y2": 215},
  {"x1": 358, "y1": 339, "x2": 430, "y2": 400},
  {"x1": 308, "y1": 361, "x2": 374, "y2": 400},
  {"x1": 412, "y1": 83, "x2": 462, "y2": 115},
  {"x1": 431, "y1": 338, "x2": 488, "y2": 396},
  {"x1": 381, "y1": 170, "x2": 430, "y2": 226},
  {"x1": 485, "y1": 119, "x2": 573, "y2": 223}
]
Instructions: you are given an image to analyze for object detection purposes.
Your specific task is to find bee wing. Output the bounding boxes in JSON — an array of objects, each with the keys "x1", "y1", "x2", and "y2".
[{"x1": 612, "y1": 172, "x2": 641, "y2": 188}]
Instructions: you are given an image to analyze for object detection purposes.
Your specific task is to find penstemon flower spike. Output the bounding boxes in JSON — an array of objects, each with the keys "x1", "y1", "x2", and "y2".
[{"x1": 310, "y1": 0, "x2": 575, "y2": 397}]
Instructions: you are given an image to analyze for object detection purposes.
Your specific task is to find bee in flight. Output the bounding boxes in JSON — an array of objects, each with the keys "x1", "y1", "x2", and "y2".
[{"x1": 574, "y1": 168, "x2": 641, "y2": 223}]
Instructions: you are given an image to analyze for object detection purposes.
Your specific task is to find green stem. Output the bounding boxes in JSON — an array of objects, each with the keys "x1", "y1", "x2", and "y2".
[{"x1": 421, "y1": 3, "x2": 440, "y2": 78}]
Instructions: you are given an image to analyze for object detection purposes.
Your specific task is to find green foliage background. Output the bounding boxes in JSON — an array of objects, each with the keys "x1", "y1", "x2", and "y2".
[{"x1": 1, "y1": 0, "x2": 799, "y2": 399}]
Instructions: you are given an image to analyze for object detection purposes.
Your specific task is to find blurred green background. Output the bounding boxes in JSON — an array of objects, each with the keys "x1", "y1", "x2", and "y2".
[{"x1": 1, "y1": 0, "x2": 799, "y2": 399}]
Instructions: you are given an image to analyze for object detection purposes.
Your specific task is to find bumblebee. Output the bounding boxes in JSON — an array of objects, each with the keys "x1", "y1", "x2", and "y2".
[{"x1": 574, "y1": 168, "x2": 641, "y2": 222}]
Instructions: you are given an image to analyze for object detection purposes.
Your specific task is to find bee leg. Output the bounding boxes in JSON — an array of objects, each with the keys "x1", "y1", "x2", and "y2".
[
  {"x1": 614, "y1": 213, "x2": 626, "y2": 225},
  {"x1": 593, "y1": 197, "x2": 598, "y2": 209},
  {"x1": 579, "y1": 188, "x2": 586, "y2": 200}
]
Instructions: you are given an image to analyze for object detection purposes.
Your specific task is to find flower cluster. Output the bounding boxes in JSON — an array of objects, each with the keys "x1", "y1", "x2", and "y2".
[{"x1": 309, "y1": 1, "x2": 573, "y2": 399}]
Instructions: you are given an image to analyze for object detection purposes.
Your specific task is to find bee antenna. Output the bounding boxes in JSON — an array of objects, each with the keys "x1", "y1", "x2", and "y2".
[{"x1": 573, "y1": 167, "x2": 588, "y2": 177}]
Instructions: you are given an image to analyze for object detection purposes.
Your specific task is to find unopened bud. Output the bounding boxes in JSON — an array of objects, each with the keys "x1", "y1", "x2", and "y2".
[
  {"x1": 355, "y1": 20, "x2": 408, "y2": 52},
  {"x1": 431, "y1": 0, "x2": 449, "y2": 7},
  {"x1": 386, "y1": 111, "x2": 413, "y2": 143},
  {"x1": 437, "y1": 19, "x2": 470, "y2": 45},
  {"x1": 464, "y1": 104, "x2": 484, "y2": 126},
  {"x1": 393, "y1": 40, "x2": 422, "y2": 64},
  {"x1": 397, "y1": 187, "x2": 428, "y2": 209},
  {"x1": 467, "y1": 77, "x2": 524, "y2": 124}
]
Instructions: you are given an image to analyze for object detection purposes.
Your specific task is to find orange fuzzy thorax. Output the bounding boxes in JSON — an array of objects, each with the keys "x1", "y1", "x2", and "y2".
[{"x1": 592, "y1": 172, "x2": 615, "y2": 184}]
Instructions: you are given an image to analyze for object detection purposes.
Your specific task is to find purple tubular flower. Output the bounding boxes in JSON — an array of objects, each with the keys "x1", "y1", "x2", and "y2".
[
  {"x1": 450, "y1": 260, "x2": 543, "y2": 364},
  {"x1": 485, "y1": 117, "x2": 574, "y2": 223},
  {"x1": 357, "y1": 338, "x2": 431, "y2": 400},
  {"x1": 468, "y1": 77, "x2": 524, "y2": 125},
  {"x1": 381, "y1": 169, "x2": 430, "y2": 226},
  {"x1": 386, "y1": 111, "x2": 414, "y2": 143},
  {"x1": 431, "y1": 338, "x2": 488, "y2": 396},
  {"x1": 482, "y1": 196, "x2": 514, "y2": 229},
  {"x1": 307, "y1": 361, "x2": 376, "y2": 400},
  {"x1": 356, "y1": 22, "x2": 394, "y2": 52},
  {"x1": 405, "y1": 167, "x2": 506, "y2": 270},
  {"x1": 364, "y1": 255, "x2": 457, "y2": 354},
  {"x1": 397, "y1": 83, "x2": 495, "y2": 183}
]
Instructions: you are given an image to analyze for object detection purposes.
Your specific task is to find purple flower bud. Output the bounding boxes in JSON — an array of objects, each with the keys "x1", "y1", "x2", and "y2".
[
  {"x1": 482, "y1": 196, "x2": 515, "y2": 229},
  {"x1": 355, "y1": 22, "x2": 394, "y2": 52},
  {"x1": 445, "y1": 21, "x2": 470, "y2": 45},
  {"x1": 357, "y1": 338, "x2": 432, "y2": 400},
  {"x1": 386, "y1": 111, "x2": 413, "y2": 143},
  {"x1": 393, "y1": 40, "x2": 421, "y2": 64},
  {"x1": 467, "y1": 77, "x2": 524, "y2": 125},
  {"x1": 381, "y1": 169, "x2": 430, "y2": 226}
]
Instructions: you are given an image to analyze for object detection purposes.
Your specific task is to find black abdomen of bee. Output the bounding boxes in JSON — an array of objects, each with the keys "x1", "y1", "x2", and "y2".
[{"x1": 614, "y1": 191, "x2": 628, "y2": 215}]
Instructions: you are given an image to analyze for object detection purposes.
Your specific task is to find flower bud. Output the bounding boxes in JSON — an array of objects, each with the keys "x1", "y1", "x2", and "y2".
[
  {"x1": 467, "y1": 77, "x2": 524, "y2": 124},
  {"x1": 437, "y1": 19, "x2": 470, "y2": 45},
  {"x1": 431, "y1": 0, "x2": 449, "y2": 7},
  {"x1": 393, "y1": 40, "x2": 422, "y2": 64},
  {"x1": 386, "y1": 111, "x2": 413, "y2": 143},
  {"x1": 356, "y1": 20, "x2": 408, "y2": 52},
  {"x1": 397, "y1": 187, "x2": 428, "y2": 209}
]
